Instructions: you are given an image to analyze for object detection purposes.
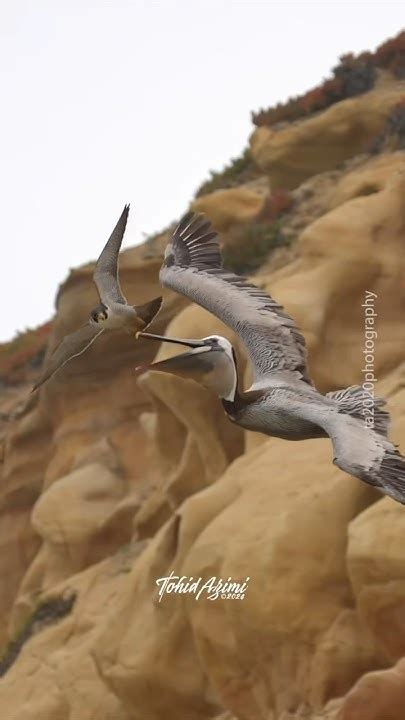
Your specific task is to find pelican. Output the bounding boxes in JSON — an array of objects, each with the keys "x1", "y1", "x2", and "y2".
[
  {"x1": 32, "y1": 205, "x2": 162, "y2": 391},
  {"x1": 137, "y1": 212, "x2": 405, "y2": 504}
]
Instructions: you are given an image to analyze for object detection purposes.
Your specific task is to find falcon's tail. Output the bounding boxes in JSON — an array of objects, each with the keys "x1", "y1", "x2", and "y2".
[
  {"x1": 134, "y1": 296, "x2": 162, "y2": 330},
  {"x1": 327, "y1": 385, "x2": 390, "y2": 437}
]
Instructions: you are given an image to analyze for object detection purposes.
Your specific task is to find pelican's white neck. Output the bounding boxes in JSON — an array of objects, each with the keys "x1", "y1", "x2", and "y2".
[{"x1": 202, "y1": 335, "x2": 238, "y2": 402}]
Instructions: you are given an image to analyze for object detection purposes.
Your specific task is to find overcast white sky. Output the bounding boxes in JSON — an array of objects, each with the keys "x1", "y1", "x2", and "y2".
[{"x1": 1, "y1": 1, "x2": 403, "y2": 341}]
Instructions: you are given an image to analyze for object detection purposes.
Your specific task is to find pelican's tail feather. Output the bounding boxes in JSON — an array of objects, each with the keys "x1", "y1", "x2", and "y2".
[
  {"x1": 377, "y1": 446, "x2": 405, "y2": 504},
  {"x1": 327, "y1": 385, "x2": 391, "y2": 437},
  {"x1": 333, "y1": 434, "x2": 405, "y2": 505}
]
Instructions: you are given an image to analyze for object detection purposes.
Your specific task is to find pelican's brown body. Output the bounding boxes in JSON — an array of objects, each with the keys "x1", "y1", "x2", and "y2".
[{"x1": 222, "y1": 385, "x2": 327, "y2": 440}]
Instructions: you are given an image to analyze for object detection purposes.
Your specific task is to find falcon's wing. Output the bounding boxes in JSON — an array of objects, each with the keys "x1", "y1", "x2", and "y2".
[
  {"x1": 93, "y1": 204, "x2": 129, "y2": 305},
  {"x1": 32, "y1": 324, "x2": 104, "y2": 391}
]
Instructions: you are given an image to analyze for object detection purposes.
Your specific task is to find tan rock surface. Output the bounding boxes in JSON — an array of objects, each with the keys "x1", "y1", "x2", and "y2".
[
  {"x1": 336, "y1": 658, "x2": 405, "y2": 720},
  {"x1": 0, "y1": 248, "x2": 184, "y2": 646},
  {"x1": 328, "y1": 152, "x2": 405, "y2": 210},
  {"x1": 134, "y1": 302, "x2": 245, "y2": 536},
  {"x1": 0, "y1": 437, "x2": 381, "y2": 719},
  {"x1": 0, "y1": 400, "x2": 51, "y2": 646},
  {"x1": 250, "y1": 83, "x2": 405, "y2": 190},
  {"x1": 272, "y1": 166, "x2": 405, "y2": 391},
  {"x1": 191, "y1": 181, "x2": 268, "y2": 232},
  {"x1": 346, "y1": 374, "x2": 405, "y2": 664}
]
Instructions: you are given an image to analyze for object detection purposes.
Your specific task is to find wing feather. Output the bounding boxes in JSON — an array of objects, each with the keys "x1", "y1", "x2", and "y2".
[
  {"x1": 284, "y1": 390, "x2": 405, "y2": 504},
  {"x1": 94, "y1": 205, "x2": 129, "y2": 305},
  {"x1": 32, "y1": 324, "x2": 104, "y2": 391},
  {"x1": 160, "y1": 212, "x2": 312, "y2": 384},
  {"x1": 318, "y1": 410, "x2": 405, "y2": 504}
]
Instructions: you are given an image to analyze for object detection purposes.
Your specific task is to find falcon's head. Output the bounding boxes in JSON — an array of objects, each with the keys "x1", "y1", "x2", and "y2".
[{"x1": 90, "y1": 303, "x2": 108, "y2": 324}]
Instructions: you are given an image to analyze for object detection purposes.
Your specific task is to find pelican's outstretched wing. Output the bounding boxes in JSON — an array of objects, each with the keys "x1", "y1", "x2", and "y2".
[
  {"x1": 160, "y1": 212, "x2": 312, "y2": 385},
  {"x1": 32, "y1": 324, "x2": 104, "y2": 391},
  {"x1": 94, "y1": 204, "x2": 129, "y2": 305}
]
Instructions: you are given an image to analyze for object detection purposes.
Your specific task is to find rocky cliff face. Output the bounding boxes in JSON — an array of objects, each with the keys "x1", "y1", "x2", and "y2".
[{"x1": 0, "y1": 37, "x2": 405, "y2": 720}]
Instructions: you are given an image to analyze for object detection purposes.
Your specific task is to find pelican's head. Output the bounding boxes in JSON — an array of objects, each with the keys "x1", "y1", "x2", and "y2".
[
  {"x1": 90, "y1": 303, "x2": 109, "y2": 325},
  {"x1": 136, "y1": 332, "x2": 238, "y2": 401}
]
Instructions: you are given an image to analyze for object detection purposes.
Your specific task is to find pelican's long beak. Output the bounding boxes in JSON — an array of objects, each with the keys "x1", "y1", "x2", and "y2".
[
  {"x1": 135, "y1": 332, "x2": 237, "y2": 401},
  {"x1": 135, "y1": 331, "x2": 215, "y2": 384},
  {"x1": 136, "y1": 331, "x2": 207, "y2": 348}
]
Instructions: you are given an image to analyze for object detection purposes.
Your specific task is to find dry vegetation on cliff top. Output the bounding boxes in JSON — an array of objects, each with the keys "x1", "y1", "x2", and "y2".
[{"x1": 253, "y1": 29, "x2": 405, "y2": 127}]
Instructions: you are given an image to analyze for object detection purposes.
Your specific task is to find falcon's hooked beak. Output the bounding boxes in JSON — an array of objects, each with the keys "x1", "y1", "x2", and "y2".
[{"x1": 135, "y1": 331, "x2": 237, "y2": 401}]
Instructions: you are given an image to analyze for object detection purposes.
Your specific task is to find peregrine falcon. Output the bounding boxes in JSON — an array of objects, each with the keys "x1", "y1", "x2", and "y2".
[{"x1": 32, "y1": 205, "x2": 162, "y2": 391}]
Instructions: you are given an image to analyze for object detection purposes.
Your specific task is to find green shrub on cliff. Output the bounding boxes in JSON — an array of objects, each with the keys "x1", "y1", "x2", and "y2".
[
  {"x1": 195, "y1": 148, "x2": 260, "y2": 197},
  {"x1": 223, "y1": 220, "x2": 291, "y2": 275}
]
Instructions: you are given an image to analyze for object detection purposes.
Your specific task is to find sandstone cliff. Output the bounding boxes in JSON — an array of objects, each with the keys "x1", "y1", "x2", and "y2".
[{"x1": 0, "y1": 34, "x2": 405, "y2": 720}]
